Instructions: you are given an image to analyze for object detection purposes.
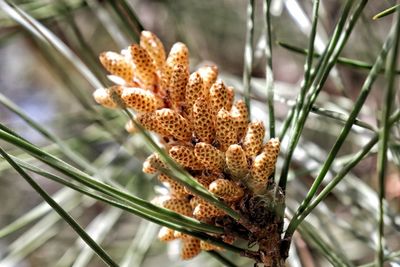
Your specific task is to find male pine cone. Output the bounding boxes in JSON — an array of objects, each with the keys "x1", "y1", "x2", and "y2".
[{"x1": 94, "y1": 30, "x2": 281, "y2": 262}]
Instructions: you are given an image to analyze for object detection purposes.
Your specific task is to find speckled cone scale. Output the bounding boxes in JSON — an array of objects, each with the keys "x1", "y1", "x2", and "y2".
[
  {"x1": 93, "y1": 86, "x2": 124, "y2": 109},
  {"x1": 193, "y1": 198, "x2": 225, "y2": 220},
  {"x1": 209, "y1": 179, "x2": 244, "y2": 202},
  {"x1": 196, "y1": 174, "x2": 220, "y2": 188},
  {"x1": 193, "y1": 96, "x2": 215, "y2": 143},
  {"x1": 169, "y1": 64, "x2": 189, "y2": 111},
  {"x1": 121, "y1": 87, "x2": 163, "y2": 113},
  {"x1": 185, "y1": 174, "x2": 220, "y2": 194},
  {"x1": 200, "y1": 240, "x2": 223, "y2": 251},
  {"x1": 180, "y1": 237, "x2": 201, "y2": 260},
  {"x1": 209, "y1": 80, "x2": 227, "y2": 117},
  {"x1": 215, "y1": 108, "x2": 238, "y2": 151},
  {"x1": 142, "y1": 153, "x2": 166, "y2": 174},
  {"x1": 130, "y1": 44, "x2": 158, "y2": 90},
  {"x1": 185, "y1": 72, "x2": 204, "y2": 116},
  {"x1": 231, "y1": 100, "x2": 249, "y2": 140},
  {"x1": 263, "y1": 137, "x2": 280, "y2": 157},
  {"x1": 250, "y1": 151, "x2": 276, "y2": 192},
  {"x1": 99, "y1": 51, "x2": 134, "y2": 82},
  {"x1": 194, "y1": 142, "x2": 225, "y2": 172},
  {"x1": 140, "y1": 31, "x2": 166, "y2": 72},
  {"x1": 158, "y1": 227, "x2": 176, "y2": 242},
  {"x1": 168, "y1": 182, "x2": 189, "y2": 199},
  {"x1": 225, "y1": 86, "x2": 235, "y2": 111},
  {"x1": 225, "y1": 144, "x2": 248, "y2": 179},
  {"x1": 159, "y1": 174, "x2": 189, "y2": 199},
  {"x1": 169, "y1": 145, "x2": 203, "y2": 170},
  {"x1": 162, "y1": 42, "x2": 189, "y2": 90},
  {"x1": 161, "y1": 197, "x2": 193, "y2": 217},
  {"x1": 155, "y1": 108, "x2": 193, "y2": 141},
  {"x1": 197, "y1": 65, "x2": 218, "y2": 93},
  {"x1": 242, "y1": 121, "x2": 265, "y2": 158},
  {"x1": 174, "y1": 231, "x2": 192, "y2": 240},
  {"x1": 136, "y1": 112, "x2": 171, "y2": 137}
]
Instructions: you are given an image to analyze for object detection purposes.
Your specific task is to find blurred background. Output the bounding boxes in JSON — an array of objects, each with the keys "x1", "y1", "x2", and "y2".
[{"x1": 0, "y1": 0, "x2": 399, "y2": 266}]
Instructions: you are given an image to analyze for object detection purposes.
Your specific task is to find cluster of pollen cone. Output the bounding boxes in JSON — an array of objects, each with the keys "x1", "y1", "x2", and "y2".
[{"x1": 94, "y1": 31, "x2": 280, "y2": 260}]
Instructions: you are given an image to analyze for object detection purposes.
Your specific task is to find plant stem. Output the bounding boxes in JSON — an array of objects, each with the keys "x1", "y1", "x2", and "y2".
[
  {"x1": 285, "y1": 109, "x2": 400, "y2": 237},
  {"x1": 278, "y1": 0, "x2": 320, "y2": 148},
  {"x1": 279, "y1": 0, "x2": 366, "y2": 191},
  {"x1": 278, "y1": 41, "x2": 400, "y2": 75},
  {"x1": 243, "y1": 0, "x2": 255, "y2": 117},
  {"x1": 264, "y1": 0, "x2": 275, "y2": 138},
  {"x1": 287, "y1": 16, "x2": 395, "y2": 238},
  {"x1": 376, "y1": 9, "x2": 400, "y2": 267}
]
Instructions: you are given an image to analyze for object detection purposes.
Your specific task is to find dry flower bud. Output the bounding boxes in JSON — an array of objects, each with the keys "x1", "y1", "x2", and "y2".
[
  {"x1": 193, "y1": 96, "x2": 215, "y2": 143},
  {"x1": 215, "y1": 108, "x2": 237, "y2": 151},
  {"x1": 194, "y1": 142, "x2": 225, "y2": 171},
  {"x1": 130, "y1": 44, "x2": 158, "y2": 90},
  {"x1": 180, "y1": 237, "x2": 201, "y2": 260},
  {"x1": 209, "y1": 179, "x2": 244, "y2": 202},
  {"x1": 99, "y1": 51, "x2": 134, "y2": 82},
  {"x1": 140, "y1": 31, "x2": 166, "y2": 71},
  {"x1": 243, "y1": 121, "x2": 265, "y2": 158},
  {"x1": 121, "y1": 87, "x2": 163, "y2": 112},
  {"x1": 155, "y1": 108, "x2": 193, "y2": 141}
]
